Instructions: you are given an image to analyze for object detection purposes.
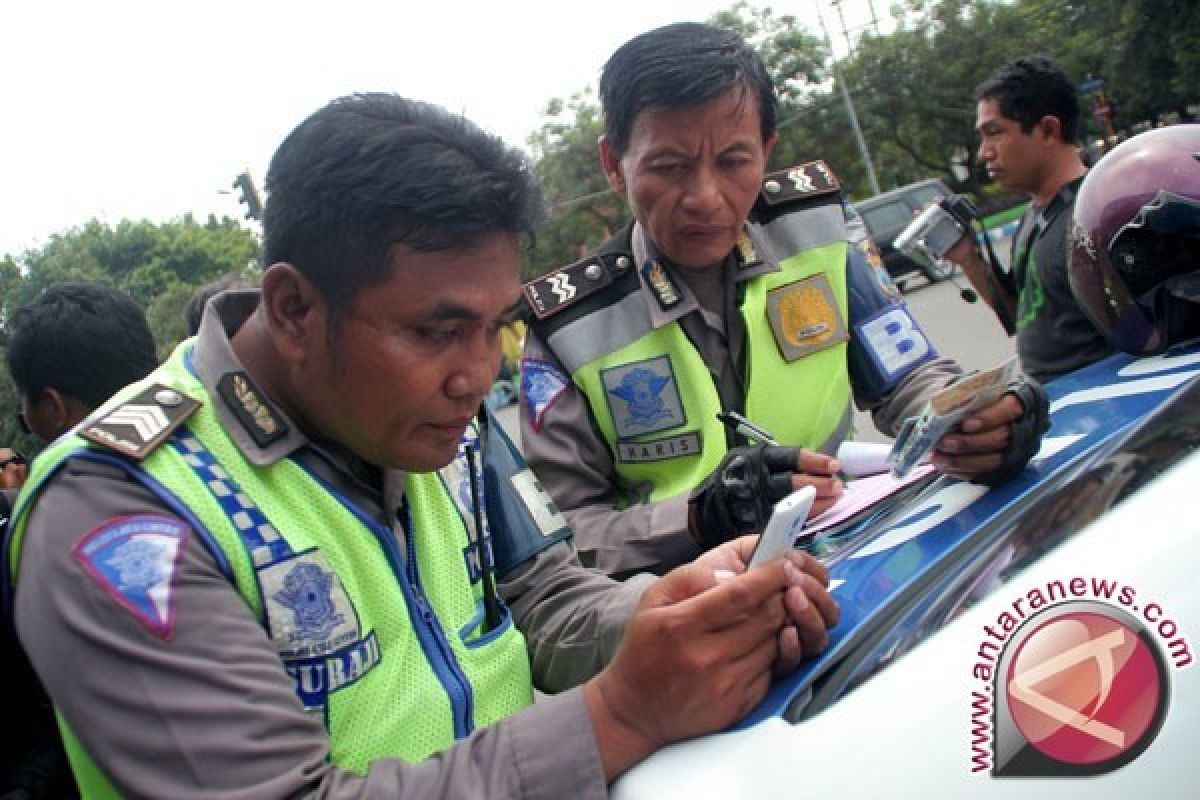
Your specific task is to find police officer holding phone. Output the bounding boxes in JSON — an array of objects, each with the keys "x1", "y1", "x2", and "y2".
[{"x1": 519, "y1": 23, "x2": 1051, "y2": 580}]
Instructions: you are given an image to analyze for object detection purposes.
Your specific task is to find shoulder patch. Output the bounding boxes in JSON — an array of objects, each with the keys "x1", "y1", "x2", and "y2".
[
  {"x1": 759, "y1": 161, "x2": 841, "y2": 207},
  {"x1": 520, "y1": 358, "x2": 570, "y2": 432},
  {"x1": 73, "y1": 514, "x2": 189, "y2": 640},
  {"x1": 79, "y1": 384, "x2": 200, "y2": 461},
  {"x1": 524, "y1": 255, "x2": 618, "y2": 319}
]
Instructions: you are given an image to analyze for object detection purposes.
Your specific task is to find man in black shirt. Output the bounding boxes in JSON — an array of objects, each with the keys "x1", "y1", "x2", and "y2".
[{"x1": 947, "y1": 56, "x2": 1114, "y2": 383}]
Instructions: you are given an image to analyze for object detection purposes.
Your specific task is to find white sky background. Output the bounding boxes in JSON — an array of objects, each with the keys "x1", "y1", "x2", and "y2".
[{"x1": 1, "y1": 0, "x2": 895, "y2": 260}]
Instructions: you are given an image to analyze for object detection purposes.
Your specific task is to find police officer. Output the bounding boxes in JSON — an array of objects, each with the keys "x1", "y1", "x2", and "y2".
[
  {"x1": 6, "y1": 94, "x2": 838, "y2": 798},
  {"x1": 520, "y1": 23, "x2": 1050, "y2": 579}
]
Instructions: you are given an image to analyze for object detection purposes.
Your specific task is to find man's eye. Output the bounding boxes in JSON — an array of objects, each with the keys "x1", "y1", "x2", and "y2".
[{"x1": 418, "y1": 327, "x2": 459, "y2": 344}]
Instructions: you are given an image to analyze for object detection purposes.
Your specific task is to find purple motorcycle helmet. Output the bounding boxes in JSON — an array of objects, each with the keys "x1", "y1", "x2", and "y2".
[{"x1": 1067, "y1": 124, "x2": 1200, "y2": 355}]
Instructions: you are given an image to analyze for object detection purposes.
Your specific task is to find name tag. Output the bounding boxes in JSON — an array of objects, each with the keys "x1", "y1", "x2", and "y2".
[{"x1": 616, "y1": 432, "x2": 702, "y2": 463}]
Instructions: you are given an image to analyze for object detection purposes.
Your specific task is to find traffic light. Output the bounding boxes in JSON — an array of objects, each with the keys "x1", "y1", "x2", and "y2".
[{"x1": 232, "y1": 171, "x2": 263, "y2": 221}]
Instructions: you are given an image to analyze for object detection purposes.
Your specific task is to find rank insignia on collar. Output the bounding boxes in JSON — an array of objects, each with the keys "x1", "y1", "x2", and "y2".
[
  {"x1": 642, "y1": 260, "x2": 682, "y2": 311},
  {"x1": 736, "y1": 231, "x2": 760, "y2": 268},
  {"x1": 80, "y1": 384, "x2": 200, "y2": 461},
  {"x1": 217, "y1": 371, "x2": 287, "y2": 448},
  {"x1": 523, "y1": 256, "x2": 613, "y2": 319},
  {"x1": 765, "y1": 274, "x2": 849, "y2": 362}
]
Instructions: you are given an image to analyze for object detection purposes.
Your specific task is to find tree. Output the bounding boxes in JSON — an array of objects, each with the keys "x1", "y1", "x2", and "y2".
[{"x1": 0, "y1": 215, "x2": 258, "y2": 452}]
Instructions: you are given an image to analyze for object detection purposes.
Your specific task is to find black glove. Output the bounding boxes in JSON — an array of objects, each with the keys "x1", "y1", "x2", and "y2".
[
  {"x1": 687, "y1": 445, "x2": 799, "y2": 550},
  {"x1": 974, "y1": 378, "x2": 1051, "y2": 487}
]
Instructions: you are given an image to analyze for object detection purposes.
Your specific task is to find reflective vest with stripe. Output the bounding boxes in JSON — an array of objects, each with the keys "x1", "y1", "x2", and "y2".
[
  {"x1": 8, "y1": 344, "x2": 533, "y2": 798},
  {"x1": 539, "y1": 210, "x2": 850, "y2": 505}
]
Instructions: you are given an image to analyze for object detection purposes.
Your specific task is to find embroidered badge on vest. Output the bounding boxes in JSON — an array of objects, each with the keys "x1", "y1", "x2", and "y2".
[
  {"x1": 73, "y1": 514, "x2": 188, "y2": 639},
  {"x1": 641, "y1": 260, "x2": 682, "y2": 311},
  {"x1": 765, "y1": 274, "x2": 849, "y2": 362},
  {"x1": 616, "y1": 432, "x2": 703, "y2": 463},
  {"x1": 217, "y1": 372, "x2": 288, "y2": 448},
  {"x1": 759, "y1": 161, "x2": 841, "y2": 207},
  {"x1": 601, "y1": 355, "x2": 686, "y2": 439},
  {"x1": 79, "y1": 384, "x2": 200, "y2": 461},
  {"x1": 519, "y1": 358, "x2": 570, "y2": 433},
  {"x1": 523, "y1": 256, "x2": 613, "y2": 319},
  {"x1": 260, "y1": 551, "x2": 362, "y2": 659}
]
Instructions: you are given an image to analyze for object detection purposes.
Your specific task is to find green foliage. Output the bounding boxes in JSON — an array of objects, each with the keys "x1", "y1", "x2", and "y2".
[
  {"x1": 523, "y1": 0, "x2": 1200, "y2": 272},
  {"x1": 0, "y1": 215, "x2": 258, "y2": 454}
]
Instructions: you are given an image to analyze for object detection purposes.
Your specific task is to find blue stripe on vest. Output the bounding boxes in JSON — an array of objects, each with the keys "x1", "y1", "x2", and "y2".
[{"x1": 169, "y1": 433, "x2": 293, "y2": 567}]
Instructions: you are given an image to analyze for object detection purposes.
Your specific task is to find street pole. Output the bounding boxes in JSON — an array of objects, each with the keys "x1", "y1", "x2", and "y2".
[{"x1": 818, "y1": 2, "x2": 882, "y2": 196}]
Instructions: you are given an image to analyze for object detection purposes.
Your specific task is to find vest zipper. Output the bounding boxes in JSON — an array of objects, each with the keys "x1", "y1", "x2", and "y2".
[{"x1": 290, "y1": 460, "x2": 477, "y2": 740}]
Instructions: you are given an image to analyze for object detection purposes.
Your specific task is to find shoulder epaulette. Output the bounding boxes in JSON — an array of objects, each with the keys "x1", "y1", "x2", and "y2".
[
  {"x1": 522, "y1": 252, "x2": 635, "y2": 320},
  {"x1": 79, "y1": 383, "x2": 200, "y2": 461},
  {"x1": 759, "y1": 161, "x2": 841, "y2": 205}
]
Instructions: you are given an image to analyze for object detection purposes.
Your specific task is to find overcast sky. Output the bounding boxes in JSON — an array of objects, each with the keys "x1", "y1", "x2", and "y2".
[{"x1": 1, "y1": 0, "x2": 895, "y2": 259}]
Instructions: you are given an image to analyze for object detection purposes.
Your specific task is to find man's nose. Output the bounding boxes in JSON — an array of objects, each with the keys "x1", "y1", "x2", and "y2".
[{"x1": 681, "y1": 165, "x2": 722, "y2": 214}]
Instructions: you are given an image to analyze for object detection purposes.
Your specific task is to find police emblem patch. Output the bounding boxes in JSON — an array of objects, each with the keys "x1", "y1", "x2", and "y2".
[
  {"x1": 274, "y1": 562, "x2": 346, "y2": 642},
  {"x1": 260, "y1": 552, "x2": 359, "y2": 660},
  {"x1": 601, "y1": 355, "x2": 686, "y2": 439},
  {"x1": 520, "y1": 358, "x2": 570, "y2": 433},
  {"x1": 765, "y1": 275, "x2": 849, "y2": 362},
  {"x1": 73, "y1": 514, "x2": 188, "y2": 639}
]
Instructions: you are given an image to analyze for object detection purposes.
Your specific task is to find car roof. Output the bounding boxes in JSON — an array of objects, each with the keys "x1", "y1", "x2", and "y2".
[
  {"x1": 854, "y1": 178, "x2": 951, "y2": 211},
  {"x1": 615, "y1": 341, "x2": 1200, "y2": 798}
]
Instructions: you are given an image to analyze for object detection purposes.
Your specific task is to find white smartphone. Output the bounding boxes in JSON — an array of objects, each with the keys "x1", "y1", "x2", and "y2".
[{"x1": 747, "y1": 485, "x2": 817, "y2": 569}]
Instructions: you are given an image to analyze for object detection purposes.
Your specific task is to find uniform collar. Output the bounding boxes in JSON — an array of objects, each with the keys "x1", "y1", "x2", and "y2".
[
  {"x1": 190, "y1": 289, "x2": 308, "y2": 467},
  {"x1": 629, "y1": 221, "x2": 780, "y2": 329}
]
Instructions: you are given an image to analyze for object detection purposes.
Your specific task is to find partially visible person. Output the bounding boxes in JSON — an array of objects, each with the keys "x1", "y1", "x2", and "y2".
[
  {"x1": 7, "y1": 282, "x2": 159, "y2": 443},
  {"x1": 520, "y1": 22, "x2": 1050, "y2": 579},
  {"x1": 3, "y1": 282, "x2": 156, "y2": 800},
  {"x1": 0, "y1": 448, "x2": 27, "y2": 492},
  {"x1": 945, "y1": 55, "x2": 1115, "y2": 383},
  {"x1": 184, "y1": 273, "x2": 255, "y2": 336},
  {"x1": 1066, "y1": 124, "x2": 1200, "y2": 354}
]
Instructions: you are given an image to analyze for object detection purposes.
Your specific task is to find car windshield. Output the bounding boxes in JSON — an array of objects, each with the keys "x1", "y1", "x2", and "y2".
[{"x1": 860, "y1": 201, "x2": 911, "y2": 234}]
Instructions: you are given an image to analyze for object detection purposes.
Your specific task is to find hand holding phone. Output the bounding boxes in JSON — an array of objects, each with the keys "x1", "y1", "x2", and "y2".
[{"x1": 747, "y1": 486, "x2": 817, "y2": 569}]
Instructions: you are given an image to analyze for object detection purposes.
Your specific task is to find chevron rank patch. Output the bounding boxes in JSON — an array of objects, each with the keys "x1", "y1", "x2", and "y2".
[
  {"x1": 520, "y1": 358, "x2": 570, "y2": 432},
  {"x1": 80, "y1": 384, "x2": 200, "y2": 461},
  {"x1": 523, "y1": 256, "x2": 613, "y2": 319},
  {"x1": 759, "y1": 161, "x2": 841, "y2": 207},
  {"x1": 73, "y1": 514, "x2": 189, "y2": 639}
]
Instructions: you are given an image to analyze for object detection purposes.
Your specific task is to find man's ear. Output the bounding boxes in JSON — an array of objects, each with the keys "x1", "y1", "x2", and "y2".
[
  {"x1": 598, "y1": 135, "x2": 626, "y2": 194},
  {"x1": 259, "y1": 262, "x2": 325, "y2": 363},
  {"x1": 1037, "y1": 114, "x2": 1064, "y2": 144}
]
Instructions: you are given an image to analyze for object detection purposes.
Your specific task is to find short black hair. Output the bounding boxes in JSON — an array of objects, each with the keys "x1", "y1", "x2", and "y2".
[
  {"x1": 262, "y1": 93, "x2": 544, "y2": 318},
  {"x1": 6, "y1": 282, "x2": 158, "y2": 408},
  {"x1": 184, "y1": 273, "x2": 254, "y2": 335},
  {"x1": 599, "y1": 22, "x2": 777, "y2": 155},
  {"x1": 976, "y1": 55, "x2": 1081, "y2": 143}
]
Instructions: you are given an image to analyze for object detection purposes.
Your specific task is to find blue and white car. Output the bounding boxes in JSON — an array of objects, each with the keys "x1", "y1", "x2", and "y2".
[{"x1": 615, "y1": 342, "x2": 1200, "y2": 798}]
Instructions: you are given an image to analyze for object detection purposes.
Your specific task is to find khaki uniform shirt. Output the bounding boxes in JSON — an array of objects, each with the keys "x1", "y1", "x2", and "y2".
[
  {"x1": 14, "y1": 290, "x2": 652, "y2": 799},
  {"x1": 522, "y1": 222, "x2": 962, "y2": 578}
]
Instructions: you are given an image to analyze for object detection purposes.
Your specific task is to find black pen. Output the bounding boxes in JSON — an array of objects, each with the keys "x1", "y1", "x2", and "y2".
[{"x1": 716, "y1": 411, "x2": 780, "y2": 446}]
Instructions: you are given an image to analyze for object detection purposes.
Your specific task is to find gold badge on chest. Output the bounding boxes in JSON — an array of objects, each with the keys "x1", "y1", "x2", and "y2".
[{"x1": 765, "y1": 274, "x2": 848, "y2": 362}]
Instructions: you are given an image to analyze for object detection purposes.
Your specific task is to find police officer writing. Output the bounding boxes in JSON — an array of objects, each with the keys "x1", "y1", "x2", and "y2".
[
  {"x1": 944, "y1": 55, "x2": 1115, "y2": 383},
  {"x1": 7, "y1": 94, "x2": 838, "y2": 799},
  {"x1": 519, "y1": 22, "x2": 1051, "y2": 580}
]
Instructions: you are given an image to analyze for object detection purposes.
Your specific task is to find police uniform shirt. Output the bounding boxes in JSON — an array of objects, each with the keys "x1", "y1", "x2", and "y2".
[
  {"x1": 14, "y1": 289, "x2": 648, "y2": 800},
  {"x1": 522, "y1": 219, "x2": 963, "y2": 579},
  {"x1": 1009, "y1": 175, "x2": 1115, "y2": 382}
]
